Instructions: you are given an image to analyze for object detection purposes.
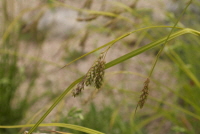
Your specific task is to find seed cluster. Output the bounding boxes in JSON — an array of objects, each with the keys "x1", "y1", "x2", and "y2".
[
  {"x1": 72, "y1": 52, "x2": 106, "y2": 97},
  {"x1": 72, "y1": 81, "x2": 85, "y2": 97},
  {"x1": 138, "y1": 78, "x2": 150, "y2": 109},
  {"x1": 94, "y1": 60, "x2": 105, "y2": 89}
]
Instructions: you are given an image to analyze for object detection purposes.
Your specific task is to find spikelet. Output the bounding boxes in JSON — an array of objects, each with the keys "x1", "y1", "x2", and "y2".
[
  {"x1": 72, "y1": 52, "x2": 106, "y2": 97},
  {"x1": 85, "y1": 52, "x2": 105, "y2": 88},
  {"x1": 72, "y1": 80, "x2": 85, "y2": 97},
  {"x1": 138, "y1": 78, "x2": 150, "y2": 108},
  {"x1": 85, "y1": 66, "x2": 95, "y2": 86},
  {"x1": 94, "y1": 60, "x2": 105, "y2": 89}
]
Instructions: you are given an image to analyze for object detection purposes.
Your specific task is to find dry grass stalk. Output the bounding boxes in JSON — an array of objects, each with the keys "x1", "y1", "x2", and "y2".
[{"x1": 76, "y1": 15, "x2": 98, "y2": 21}]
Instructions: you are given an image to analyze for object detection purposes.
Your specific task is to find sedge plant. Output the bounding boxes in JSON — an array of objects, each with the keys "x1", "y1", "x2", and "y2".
[{"x1": 1, "y1": 0, "x2": 200, "y2": 134}]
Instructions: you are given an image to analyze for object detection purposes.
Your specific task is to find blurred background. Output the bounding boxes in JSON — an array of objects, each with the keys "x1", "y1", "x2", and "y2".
[{"x1": 1, "y1": 0, "x2": 200, "y2": 134}]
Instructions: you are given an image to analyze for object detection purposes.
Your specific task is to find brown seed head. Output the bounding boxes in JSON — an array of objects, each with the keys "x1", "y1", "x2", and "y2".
[
  {"x1": 85, "y1": 66, "x2": 95, "y2": 86},
  {"x1": 138, "y1": 78, "x2": 150, "y2": 109},
  {"x1": 72, "y1": 52, "x2": 106, "y2": 97},
  {"x1": 94, "y1": 61, "x2": 105, "y2": 89},
  {"x1": 72, "y1": 81, "x2": 85, "y2": 97},
  {"x1": 85, "y1": 52, "x2": 106, "y2": 88}
]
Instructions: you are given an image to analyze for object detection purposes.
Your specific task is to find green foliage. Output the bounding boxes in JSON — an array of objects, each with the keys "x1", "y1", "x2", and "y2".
[
  {"x1": 165, "y1": 35, "x2": 200, "y2": 133},
  {"x1": 1, "y1": 0, "x2": 200, "y2": 134},
  {"x1": 0, "y1": 44, "x2": 27, "y2": 133},
  {"x1": 60, "y1": 104, "x2": 142, "y2": 134},
  {"x1": 0, "y1": 1, "x2": 44, "y2": 133},
  {"x1": 0, "y1": 32, "x2": 26, "y2": 134}
]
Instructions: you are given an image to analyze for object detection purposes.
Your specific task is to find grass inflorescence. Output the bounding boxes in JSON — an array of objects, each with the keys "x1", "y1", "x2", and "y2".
[
  {"x1": 73, "y1": 51, "x2": 107, "y2": 97},
  {"x1": 2, "y1": 0, "x2": 200, "y2": 134},
  {"x1": 138, "y1": 78, "x2": 150, "y2": 109}
]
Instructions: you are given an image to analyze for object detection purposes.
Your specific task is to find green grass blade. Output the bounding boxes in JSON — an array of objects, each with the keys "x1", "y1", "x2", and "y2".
[
  {"x1": 27, "y1": 28, "x2": 200, "y2": 134},
  {"x1": 148, "y1": 0, "x2": 192, "y2": 77},
  {"x1": 166, "y1": 49, "x2": 200, "y2": 87},
  {"x1": 149, "y1": 96, "x2": 200, "y2": 120},
  {"x1": 105, "y1": 28, "x2": 199, "y2": 68},
  {"x1": 60, "y1": 25, "x2": 183, "y2": 69},
  {"x1": 0, "y1": 123, "x2": 104, "y2": 134},
  {"x1": 27, "y1": 77, "x2": 83, "y2": 134}
]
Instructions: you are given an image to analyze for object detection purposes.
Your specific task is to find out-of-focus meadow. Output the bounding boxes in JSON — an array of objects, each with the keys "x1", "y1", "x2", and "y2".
[{"x1": 1, "y1": 0, "x2": 200, "y2": 134}]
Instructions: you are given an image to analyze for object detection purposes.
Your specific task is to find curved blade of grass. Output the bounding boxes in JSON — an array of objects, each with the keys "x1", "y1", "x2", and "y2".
[
  {"x1": 1, "y1": 1, "x2": 131, "y2": 45},
  {"x1": 107, "y1": 70, "x2": 200, "y2": 113},
  {"x1": 27, "y1": 28, "x2": 200, "y2": 134},
  {"x1": 52, "y1": 0, "x2": 132, "y2": 23},
  {"x1": 123, "y1": 89, "x2": 200, "y2": 121},
  {"x1": 27, "y1": 77, "x2": 82, "y2": 134},
  {"x1": 135, "y1": 113, "x2": 164, "y2": 130},
  {"x1": 110, "y1": 1, "x2": 136, "y2": 14},
  {"x1": 0, "y1": 49, "x2": 60, "y2": 67},
  {"x1": 152, "y1": 76, "x2": 200, "y2": 114},
  {"x1": 148, "y1": 96, "x2": 200, "y2": 120},
  {"x1": 0, "y1": 1, "x2": 183, "y2": 69},
  {"x1": 166, "y1": 49, "x2": 200, "y2": 88},
  {"x1": 0, "y1": 4, "x2": 47, "y2": 45},
  {"x1": 0, "y1": 123, "x2": 104, "y2": 134},
  {"x1": 19, "y1": 99, "x2": 55, "y2": 133},
  {"x1": 39, "y1": 129, "x2": 72, "y2": 134},
  {"x1": 105, "y1": 28, "x2": 199, "y2": 68},
  {"x1": 148, "y1": 0, "x2": 192, "y2": 78},
  {"x1": 108, "y1": 72, "x2": 200, "y2": 122},
  {"x1": 1, "y1": 9, "x2": 183, "y2": 69},
  {"x1": 1, "y1": 26, "x2": 183, "y2": 70},
  {"x1": 60, "y1": 25, "x2": 183, "y2": 70}
]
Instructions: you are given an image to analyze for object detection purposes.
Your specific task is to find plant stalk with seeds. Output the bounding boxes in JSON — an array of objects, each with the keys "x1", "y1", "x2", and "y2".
[
  {"x1": 72, "y1": 80, "x2": 85, "y2": 97},
  {"x1": 134, "y1": 78, "x2": 150, "y2": 116},
  {"x1": 138, "y1": 78, "x2": 150, "y2": 108},
  {"x1": 134, "y1": 0, "x2": 192, "y2": 116},
  {"x1": 72, "y1": 49, "x2": 108, "y2": 97}
]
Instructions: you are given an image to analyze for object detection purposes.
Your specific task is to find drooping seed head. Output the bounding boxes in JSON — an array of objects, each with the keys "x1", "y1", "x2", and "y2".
[
  {"x1": 72, "y1": 81, "x2": 85, "y2": 97},
  {"x1": 72, "y1": 51, "x2": 107, "y2": 97},
  {"x1": 85, "y1": 52, "x2": 106, "y2": 88},
  {"x1": 85, "y1": 66, "x2": 95, "y2": 86},
  {"x1": 138, "y1": 78, "x2": 150, "y2": 109},
  {"x1": 94, "y1": 61, "x2": 105, "y2": 89}
]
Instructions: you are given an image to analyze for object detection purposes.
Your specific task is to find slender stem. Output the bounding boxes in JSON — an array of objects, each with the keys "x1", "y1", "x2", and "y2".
[
  {"x1": 148, "y1": 0, "x2": 192, "y2": 78},
  {"x1": 26, "y1": 28, "x2": 197, "y2": 134}
]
